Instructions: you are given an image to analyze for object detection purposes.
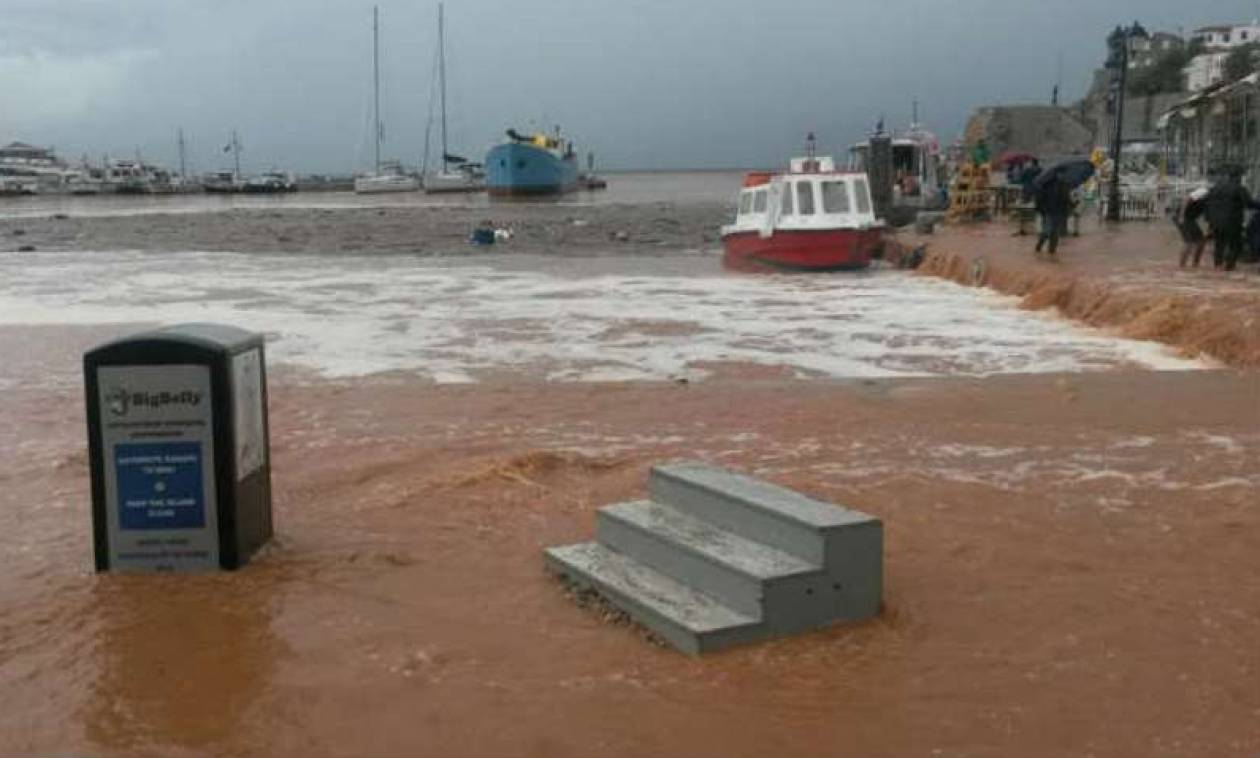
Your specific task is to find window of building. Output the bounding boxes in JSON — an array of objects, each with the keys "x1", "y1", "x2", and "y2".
[
  {"x1": 821, "y1": 181, "x2": 850, "y2": 213},
  {"x1": 780, "y1": 182, "x2": 794, "y2": 215},
  {"x1": 796, "y1": 181, "x2": 816, "y2": 215},
  {"x1": 753, "y1": 189, "x2": 768, "y2": 213}
]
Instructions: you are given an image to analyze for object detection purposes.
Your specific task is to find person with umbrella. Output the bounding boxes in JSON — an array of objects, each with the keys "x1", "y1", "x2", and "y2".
[
  {"x1": 1033, "y1": 160, "x2": 1093, "y2": 257},
  {"x1": 1034, "y1": 174, "x2": 1072, "y2": 257}
]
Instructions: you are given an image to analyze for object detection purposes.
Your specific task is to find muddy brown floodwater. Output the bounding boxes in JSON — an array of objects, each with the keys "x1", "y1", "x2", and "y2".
[
  {"x1": 1, "y1": 195, "x2": 1258, "y2": 756},
  {"x1": 2, "y1": 365, "x2": 1258, "y2": 757}
]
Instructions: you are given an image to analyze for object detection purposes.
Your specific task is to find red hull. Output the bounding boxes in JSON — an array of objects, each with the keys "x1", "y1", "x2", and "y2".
[{"x1": 721, "y1": 228, "x2": 881, "y2": 272}]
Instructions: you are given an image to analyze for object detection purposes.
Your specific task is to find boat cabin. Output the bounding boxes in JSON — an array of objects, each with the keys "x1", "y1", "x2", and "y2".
[
  {"x1": 724, "y1": 157, "x2": 878, "y2": 237},
  {"x1": 848, "y1": 128, "x2": 943, "y2": 209}
]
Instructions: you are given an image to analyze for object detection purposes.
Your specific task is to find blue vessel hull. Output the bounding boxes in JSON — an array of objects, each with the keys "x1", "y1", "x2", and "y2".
[{"x1": 485, "y1": 142, "x2": 578, "y2": 196}]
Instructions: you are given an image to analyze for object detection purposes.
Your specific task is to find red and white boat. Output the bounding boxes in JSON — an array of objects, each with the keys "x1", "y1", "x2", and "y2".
[{"x1": 720, "y1": 151, "x2": 883, "y2": 272}]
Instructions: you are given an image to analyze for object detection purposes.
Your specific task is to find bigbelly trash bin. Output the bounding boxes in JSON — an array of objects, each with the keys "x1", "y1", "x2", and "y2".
[{"x1": 84, "y1": 323, "x2": 273, "y2": 572}]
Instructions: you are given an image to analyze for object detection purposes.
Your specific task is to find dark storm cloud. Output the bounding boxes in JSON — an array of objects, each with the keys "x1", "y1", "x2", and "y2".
[{"x1": 1, "y1": 0, "x2": 1256, "y2": 173}]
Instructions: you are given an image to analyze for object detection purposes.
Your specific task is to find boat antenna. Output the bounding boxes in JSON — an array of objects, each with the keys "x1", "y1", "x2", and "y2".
[
  {"x1": 912, "y1": 99, "x2": 919, "y2": 128},
  {"x1": 438, "y1": 2, "x2": 448, "y2": 172},
  {"x1": 372, "y1": 5, "x2": 381, "y2": 172},
  {"x1": 1053, "y1": 51, "x2": 1063, "y2": 106}
]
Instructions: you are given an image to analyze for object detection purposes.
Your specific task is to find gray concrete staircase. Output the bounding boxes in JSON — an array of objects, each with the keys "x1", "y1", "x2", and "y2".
[{"x1": 544, "y1": 462, "x2": 883, "y2": 655}]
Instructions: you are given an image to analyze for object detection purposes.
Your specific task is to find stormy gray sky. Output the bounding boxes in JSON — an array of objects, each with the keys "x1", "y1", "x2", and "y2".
[{"x1": 2, "y1": 0, "x2": 1258, "y2": 174}]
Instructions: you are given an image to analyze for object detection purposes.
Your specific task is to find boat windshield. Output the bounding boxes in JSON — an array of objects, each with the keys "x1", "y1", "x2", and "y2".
[
  {"x1": 752, "y1": 189, "x2": 768, "y2": 214},
  {"x1": 738, "y1": 191, "x2": 753, "y2": 215},
  {"x1": 796, "y1": 182, "x2": 815, "y2": 215},
  {"x1": 780, "y1": 183, "x2": 794, "y2": 215},
  {"x1": 854, "y1": 178, "x2": 872, "y2": 214},
  {"x1": 821, "y1": 181, "x2": 850, "y2": 214}
]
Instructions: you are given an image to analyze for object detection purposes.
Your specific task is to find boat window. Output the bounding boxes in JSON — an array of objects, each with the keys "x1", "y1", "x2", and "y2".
[
  {"x1": 821, "y1": 181, "x2": 850, "y2": 213},
  {"x1": 753, "y1": 189, "x2": 768, "y2": 213},
  {"x1": 893, "y1": 145, "x2": 918, "y2": 173},
  {"x1": 796, "y1": 181, "x2": 815, "y2": 215},
  {"x1": 853, "y1": 178, "x2": 872, "y2": 214},
  {"x1": 738, "y1": 190, "x2": 753, "y2": 216},
  {"x1": 780, "y1": 183, "x2": 794, "y2": 215}
]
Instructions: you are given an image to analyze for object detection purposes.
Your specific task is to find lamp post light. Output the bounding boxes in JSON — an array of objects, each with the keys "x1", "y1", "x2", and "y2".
[{"x1": 1106, "y1": 22, "x2": 1147, "y2": 222}]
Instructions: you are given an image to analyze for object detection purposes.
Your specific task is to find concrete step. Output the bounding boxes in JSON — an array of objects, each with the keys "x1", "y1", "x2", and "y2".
[
  {"x1": 649, "y1": 461, "x2": 879, "y2": 567},
  {"x1": 596, "y1": 500, "x2": 816, "y2": 618},
  {"x1": 544, "y1": 542, "x2": 765, "y2": 656}
]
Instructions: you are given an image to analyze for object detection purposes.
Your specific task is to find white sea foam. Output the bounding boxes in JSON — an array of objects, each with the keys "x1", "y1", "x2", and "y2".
[{"x1": 0, "y1": 250, "x2": 1206, "y2": 382}]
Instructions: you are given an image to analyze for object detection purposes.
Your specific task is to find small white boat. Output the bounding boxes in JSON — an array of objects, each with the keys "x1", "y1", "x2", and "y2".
[
  {"x1": 424, "y1": 164, "x2": 484, "y2": 194},
  {"x1": 203, "y1": 170, "x2": 243, "y2": 194},
  {"x1": 244, "y1": 170, "x2": 298, "y2": 193},
  {"x1": 65, "y1": 168, "x2": 106, "y2": 195},
  {"x1": 355, "y1": 162, "x2": 420, "y2": 194},
  {"x1": 720, "y1": 139, "x2": 883, "y2": 273}
]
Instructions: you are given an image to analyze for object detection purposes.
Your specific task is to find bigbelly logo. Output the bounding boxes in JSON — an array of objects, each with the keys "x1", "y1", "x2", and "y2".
[
  {"x1": 107, "y1": 387, "x2": 203, "y2": 416},
  {"x1": 107, "y1": 388, "x2": 130, "y2": 417}
]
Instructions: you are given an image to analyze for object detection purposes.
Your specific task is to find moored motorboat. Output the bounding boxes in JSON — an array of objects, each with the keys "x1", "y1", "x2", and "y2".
[
  {"x1": 203, "y1": 170, "x2": 243, "y2": 194},
  {"x1": 720, "y1": 149, "x2": 883, "y2": 272},
  {"x1": 243, "y1": 170, "x2": 298, "y2": 193},
  {"x1": 848, "y1": 116, "x2": 945, "y2": 224}
]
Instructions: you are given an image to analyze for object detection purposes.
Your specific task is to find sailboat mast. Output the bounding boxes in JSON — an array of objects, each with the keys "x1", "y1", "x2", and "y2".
[
  {"x1": 373, "y1": 5, "x2": 381, "y2": 172},
  {"x1": 177, "y1": 128, "x2": 187, "y2": 179},
  {"x1": 438, "y1": 2, "x2": 448, "y2": 172},
  {"x1": 232, "y1": 130, "x2": 241, "y2": 179}
]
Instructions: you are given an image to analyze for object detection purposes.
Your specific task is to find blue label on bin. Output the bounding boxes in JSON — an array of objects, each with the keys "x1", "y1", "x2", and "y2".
[{"x1": 114, "y1": 442, "x2": 205, "y2": 530}]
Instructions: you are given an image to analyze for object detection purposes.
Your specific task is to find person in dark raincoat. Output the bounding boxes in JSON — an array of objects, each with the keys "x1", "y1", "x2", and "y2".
[
  {"x1": 1034, "y1": 173, "x2": 1073, "y2": 257},
  {"x1": 1019, "y1": 159, "x2": 1041, "y2": 202},
  {"x1": 1204, "y1": 167, "x2": 1259, "y2": 271},
  {"x1": 1176, "y1": 187, "x2": 1210, "y2": 268}
]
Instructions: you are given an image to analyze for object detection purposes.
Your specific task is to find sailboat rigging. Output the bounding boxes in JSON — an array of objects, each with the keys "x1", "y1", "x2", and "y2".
[
  {"x1": 423, "y1": 3, "x2": 485, "y2": 193},
  {"x1": 355, "y1": 5, "x2": 420, "y2": 194}
]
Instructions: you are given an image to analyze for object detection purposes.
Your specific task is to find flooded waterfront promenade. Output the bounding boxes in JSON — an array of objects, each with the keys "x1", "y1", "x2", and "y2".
[{"x1": 1, "y1": 182, "x2": 1257, "y2": 756}]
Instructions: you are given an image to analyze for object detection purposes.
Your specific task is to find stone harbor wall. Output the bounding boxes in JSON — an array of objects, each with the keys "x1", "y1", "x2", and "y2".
[{"x1": 963, "y1": 105, "x2": 1094, "y2": 161}]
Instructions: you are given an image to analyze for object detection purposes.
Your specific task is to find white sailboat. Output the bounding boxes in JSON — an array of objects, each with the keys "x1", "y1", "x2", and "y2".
[
  {"x1": 423, "y1": 3, "x2": 484, "y2": 194},
  {"x1": 355, "y1": 5, "x2": 420, "y2": 194}
]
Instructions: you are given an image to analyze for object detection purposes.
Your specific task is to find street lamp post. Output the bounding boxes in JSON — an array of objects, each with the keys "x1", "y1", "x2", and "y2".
[{"x1": 1106, "y1": 22, "x2": 1146, "y2": 222}]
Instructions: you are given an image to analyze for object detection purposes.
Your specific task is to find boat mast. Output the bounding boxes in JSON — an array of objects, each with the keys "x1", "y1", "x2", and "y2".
[
  {"x1": 177, "y1": 128, "x2": 187, "y2": 179},
  {"x1": 370, "y1": 6, "x2": 380, "y2": 171},
  {"x1": 438, "y1": 2, "x2": 448, "y2": 173},
  {"x1": 373, "y1": 5, "x2": 381, "y2": 173},
  {"x1": 232, "y1": 130, "x2": 241, "y2": 179}
]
